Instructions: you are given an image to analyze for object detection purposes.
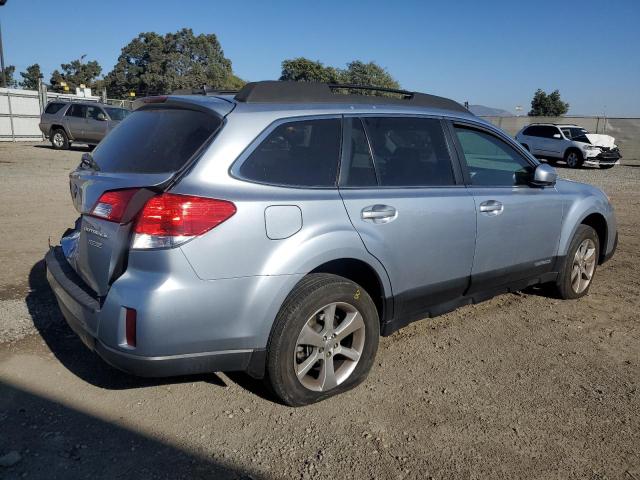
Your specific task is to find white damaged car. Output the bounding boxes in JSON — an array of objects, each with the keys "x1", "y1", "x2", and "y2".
[{"x1": 515, "y1": 124, "x2": 622, "y2": 169}]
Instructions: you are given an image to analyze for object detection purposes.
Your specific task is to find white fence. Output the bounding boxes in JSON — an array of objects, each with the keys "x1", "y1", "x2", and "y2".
[{"x1": 0, "y1": 87, "x2": 101, "y2": 142}]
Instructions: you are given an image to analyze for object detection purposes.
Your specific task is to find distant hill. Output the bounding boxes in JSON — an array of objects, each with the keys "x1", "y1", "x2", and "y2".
[{"x1": 469, "y1": 105, "x2": 514, "y2": 117}]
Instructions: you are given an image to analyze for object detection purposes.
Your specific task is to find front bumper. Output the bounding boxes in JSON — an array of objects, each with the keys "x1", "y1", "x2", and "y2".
[
  {"x1": 45, "y1": 247, "x2": 264, "y2": 378},
  {"x1": 584, "y1": 149, "x2": 622, "y2": 166}
]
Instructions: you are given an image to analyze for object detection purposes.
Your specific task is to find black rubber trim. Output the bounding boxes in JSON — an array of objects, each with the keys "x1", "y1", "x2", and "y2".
[
  {"x1": 45, "y1": 247, "x2": 100, "y2": 312},
  {"x1": 602, "y1": 231, "x2": 618, "y2": 264}
]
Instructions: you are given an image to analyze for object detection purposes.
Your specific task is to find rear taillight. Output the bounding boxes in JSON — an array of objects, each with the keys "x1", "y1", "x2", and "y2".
[
  {"x1": 90, "y1": 188, "x2": 140, "y2": 223},
  {"x1": 132, "y1": 193, "x2": 236, "y2": 249}
]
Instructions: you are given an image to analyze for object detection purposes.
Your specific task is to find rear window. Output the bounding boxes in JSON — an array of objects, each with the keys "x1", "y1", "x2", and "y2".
[
  {"x1": 91, "y1": 108, "x2": 220, "y2": 173},
  {"x1": 45, "y1": 102, "x2": 66, "y2": 114},
  {"x1": 238, "y1": 118, "x2": 341, "y2": 187}
]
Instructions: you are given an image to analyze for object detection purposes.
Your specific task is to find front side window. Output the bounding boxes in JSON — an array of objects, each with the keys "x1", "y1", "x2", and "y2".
[
  {"x1": 362, "y1": 117, "x2": 455, "y2": 187},
  {"x1": 87, "y1": 105, "x2": 105, "y2": 120},
  {"x1": 454, "y1": 126, "x2": 534, "y2": 186},
  {"x1": 239, "y1": 118, "x2": 341, "y2": 187},
  {"x1": 66, "y1": 104, "x2": 87, "y2": 118}
]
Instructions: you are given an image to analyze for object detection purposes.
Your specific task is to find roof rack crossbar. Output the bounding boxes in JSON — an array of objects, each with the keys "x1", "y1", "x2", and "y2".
[{"x1": 327, "y1": 83, "x2": 414, "y2": 98}]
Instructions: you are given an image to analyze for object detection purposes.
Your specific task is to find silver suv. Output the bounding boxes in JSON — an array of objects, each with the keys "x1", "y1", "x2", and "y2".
[
  {"x1": 515, "y1": 123, "x2": 622, "y2": 169},
  {"x1": 39, "y1": 101, "x2": 130, "y2": 150},
  {"x1": 45, "y1": 82, "x2": 618, "y2": 406}
]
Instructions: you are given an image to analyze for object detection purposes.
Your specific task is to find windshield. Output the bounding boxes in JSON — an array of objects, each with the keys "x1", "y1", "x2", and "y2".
[
  {"x1": 104, "y1": 107, "x2": 130, "y2": 121},
  {"x1": 561, "y1": 127, "x2": 591, "y2": 143}
]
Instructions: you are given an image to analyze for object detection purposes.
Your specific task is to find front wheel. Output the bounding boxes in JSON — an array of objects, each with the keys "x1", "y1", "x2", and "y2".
[
  {"x1": 266, "y1": 273, "x2": 379, "y2": 406},
  {"x1": 554, "y1": 225, "x2": 599, "y2": 299},
  {"x1": 564, "y1": 149, "x2": 583, "y2": 168}
]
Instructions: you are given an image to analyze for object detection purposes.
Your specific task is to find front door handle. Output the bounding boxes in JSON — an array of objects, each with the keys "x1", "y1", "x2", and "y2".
[
  {"x1": 479, "y1": 200, "x2": 504, "y2": 216},
  {"x1": 361, "y1": 204, "x2": 397, "y2": 223}
]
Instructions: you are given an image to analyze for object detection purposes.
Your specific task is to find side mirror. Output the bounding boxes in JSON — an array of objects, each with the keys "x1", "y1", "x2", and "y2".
[
  {"x1": 96, "y1": 113, "x2": 107, "y2": 121},
  {"x1": 532, "y1": 163, "x2": 557, "y2": 187},
  {"x1": 553, "y1": 133, "x2": 562, "y2": 139}
]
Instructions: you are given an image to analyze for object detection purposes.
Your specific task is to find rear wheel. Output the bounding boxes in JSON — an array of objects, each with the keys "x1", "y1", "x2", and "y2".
[
  {"x1": 50, "y1": 129, "x2": 69, "y2": 150},
  {"x1": 564, "y1": 149, "x2": 583, "y2": 168},
  {"x1": 266, "y1": 273, "x2": 379, "y2": 406},
  {"x1": 554, "y1": 225, "x2": 599, "y2": 299}
]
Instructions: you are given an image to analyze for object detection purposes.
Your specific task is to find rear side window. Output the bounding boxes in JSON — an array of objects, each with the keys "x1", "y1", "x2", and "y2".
[
  {"x1": 45, "y1": 102, "x2": 66, "y2": 114},
  {"x1": 362, "y1": 117, "x2": 455, "y2": 187},
  {"x1": 66, "y1": 104, "x2": 87, "y2": 118},
  {"x1": 341, "y1": 118, "x2": 377, "y2": 187},
  {"x1": 87, "y1": 105, "x2": 105, "y2": 120},
  {"x1": 522, "y1": 126, "x2": 539, "y2": 136},
  {"x1": 238, "y1": 118, "x2": 341, "y2": 187},
  {"x1": 91, "y1": 108, "x2": 220, "y2": 173}
]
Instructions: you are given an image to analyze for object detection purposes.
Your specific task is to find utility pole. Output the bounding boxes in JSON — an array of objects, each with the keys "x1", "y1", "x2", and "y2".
[
  {"x1": 0, "y1": 21, "x2": 6, "y2": 87},
  {"x1": 0, "y1": 0, "x2": 7, "y2": 88}
]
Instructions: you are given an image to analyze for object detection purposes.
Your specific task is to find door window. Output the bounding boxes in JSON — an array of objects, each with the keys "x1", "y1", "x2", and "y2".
[
  {"x1": 341, "y1": 118, "x2": 377, "y2": 187},
  {"x1": 362, "y1": 117, "x2": 455, "y2": 187},
  {"x1": 66, "y1": 104, "x2": 87, "y2": 118},
  {"x1": 87, "y1": 105, "x2": 105, "y2": 120},
  {"x1": 454, "y1": 126, "x2": 534, "y2": 186},
  {"x1": 238, "y1": 118, "x2": 341, "y2": 187}
]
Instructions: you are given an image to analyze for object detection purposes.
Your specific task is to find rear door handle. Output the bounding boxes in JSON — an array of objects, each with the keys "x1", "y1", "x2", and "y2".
[
  {"x1": 361, "y1": 204, "x2": 397, "y2": 223},
  {"x1": 479, "y1": 200, "x2": 504, "y2": 216}
]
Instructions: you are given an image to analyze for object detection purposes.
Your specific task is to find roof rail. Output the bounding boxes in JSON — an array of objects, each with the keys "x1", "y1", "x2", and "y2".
[
  {"x1": 172, "y1": 86, "x2": 239, "y2": 96},
  {"x1": 233, "y1": 81, "x2": 469, "y2": 113}
]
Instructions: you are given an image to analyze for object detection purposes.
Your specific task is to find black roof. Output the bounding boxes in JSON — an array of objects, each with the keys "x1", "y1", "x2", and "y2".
[{"x1": 232, "y1": 81, "x2": 469, "y2": 113}]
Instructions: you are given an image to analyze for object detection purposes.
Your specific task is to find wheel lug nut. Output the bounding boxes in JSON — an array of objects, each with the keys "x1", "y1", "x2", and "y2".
[{"x1": 326, "y1": 352, "x2": 331, "y2": 357}]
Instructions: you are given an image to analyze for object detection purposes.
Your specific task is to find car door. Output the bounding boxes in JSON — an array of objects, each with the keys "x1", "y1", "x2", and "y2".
[
  {"x1": 64, "y1": 104, "x2": 88, "y2": 141},
  {"x1": 449, "y1": 121, "x2": 564, "y2": 294},
  {"x1": 85, "y1": 105, "x2": 109, "y2": 143},
  {"x1": 541, "y1": 125, "x2": 564, "y2": 157},
  {"x1": 339, "y1": 116, "x2": 476, "y2": 324}
]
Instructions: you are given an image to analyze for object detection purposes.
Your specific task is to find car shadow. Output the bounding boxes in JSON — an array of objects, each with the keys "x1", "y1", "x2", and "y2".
[
  {"x1": 0, "y1": 380, "x2": 259, "y2": 480},
  {"x1": 32, "y1": 143, "x2": 91, "y2": 152},
  {"x1": 25, "y1": 258, "x2": 276, "y2": 402}
]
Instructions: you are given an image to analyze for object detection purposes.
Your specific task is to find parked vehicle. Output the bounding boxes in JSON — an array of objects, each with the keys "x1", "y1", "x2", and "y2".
[
  {"x1": 45, "y1": 82, "x2": 618, "y2": 406},
  {"x1": 515, "y1": 123, "x2": 621, "y2": 169},
  {"x1": 39, "y1": 101, "x2": 130, "y2": 150}
]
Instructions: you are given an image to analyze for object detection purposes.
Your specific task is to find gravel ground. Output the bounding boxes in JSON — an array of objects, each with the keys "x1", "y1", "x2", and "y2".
[{"x1": 0, "y1": 142, "x2": 638, "y2": 479}]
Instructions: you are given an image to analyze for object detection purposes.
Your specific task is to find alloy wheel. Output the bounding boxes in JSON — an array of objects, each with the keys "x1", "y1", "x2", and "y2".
[
  {"x1": 567, "y1": 152, "x2": 579, "y2": 168},
  {"x1": 53, "y1": 132, "x2": 64, "y2": 148},
  {"x1": 293, "y1": 302, "x2": 365, "y2": 392},
  {"x1": 571, "y1": 238, "x2": 597, "y2": 294}
]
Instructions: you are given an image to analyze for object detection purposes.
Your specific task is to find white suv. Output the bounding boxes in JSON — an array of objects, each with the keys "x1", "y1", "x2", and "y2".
[{"x1": 515, "y1": 124, "x2": 621, "y2": 169}]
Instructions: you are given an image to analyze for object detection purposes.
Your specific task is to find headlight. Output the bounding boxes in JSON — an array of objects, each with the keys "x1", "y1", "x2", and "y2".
[{"x1": 584, "y1": 145, "x2": 600, "y2": 150}]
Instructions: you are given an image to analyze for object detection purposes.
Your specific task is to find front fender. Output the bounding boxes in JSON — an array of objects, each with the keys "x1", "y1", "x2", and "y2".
[{"x1": 556, "y1": 181, "x2": 616, "y2": 258}]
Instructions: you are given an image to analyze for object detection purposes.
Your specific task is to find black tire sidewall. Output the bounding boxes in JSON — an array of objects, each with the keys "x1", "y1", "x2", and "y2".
[
  {"x1": 557, "y1": 225, "x2": 599, "y2": 299},
  {"x1": 266, "y1": 274, "x2": 379, "y2": 407}
]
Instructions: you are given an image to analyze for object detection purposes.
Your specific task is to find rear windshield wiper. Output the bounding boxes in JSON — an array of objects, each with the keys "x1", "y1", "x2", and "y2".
[{"x1": 80, "y1": 153, "x2": 101, "y2": 171}]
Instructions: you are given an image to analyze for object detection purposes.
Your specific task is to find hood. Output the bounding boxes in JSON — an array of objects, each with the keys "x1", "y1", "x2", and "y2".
[{"x1": 585, "y1": 133, "x2": 616, "y2": 149}]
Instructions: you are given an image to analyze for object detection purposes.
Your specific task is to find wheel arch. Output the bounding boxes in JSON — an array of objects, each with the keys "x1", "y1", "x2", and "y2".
[
  {"x1": 559, "y1": 205, "x2": 610, "y2": 264},
  {"x1": 580, "y1": 212, "x2": 608, "y2": 263},
  {"x1": 50, "y1": 124, "x2": 71, "y2": 139},
  {"x1": 309, "y1": 258, "x2": 391, "y2": 325}
]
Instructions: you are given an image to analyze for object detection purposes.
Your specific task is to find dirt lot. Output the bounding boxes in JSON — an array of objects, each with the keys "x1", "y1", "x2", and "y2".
[{"x1": 0, "y1": 142, "x2": 638, "y2": 480}]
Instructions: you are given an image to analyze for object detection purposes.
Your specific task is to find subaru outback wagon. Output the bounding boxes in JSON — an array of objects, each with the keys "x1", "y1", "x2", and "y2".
[{"x1": 46, "y1": 81, "x2": 617, "y2": 406}]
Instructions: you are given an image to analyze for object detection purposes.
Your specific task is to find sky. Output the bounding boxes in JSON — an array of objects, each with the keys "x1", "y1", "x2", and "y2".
[{"x1": 1, "y1": 0, "x2": 639, "y2": 116}]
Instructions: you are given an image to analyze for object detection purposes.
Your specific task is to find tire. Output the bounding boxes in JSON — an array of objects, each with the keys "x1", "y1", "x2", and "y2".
[
  {"x1": 266, "y1": 273, "x2": 380, "y2": 406},
  {"x1": 50, "y1": 128, "x2": 69, "y2": 150},
  {"x1": 554, "y1": 225, "x2": 599, "y2": 300},
  {"x1": 600, "y1": 164, "x2": 615, "y2": 169},
  {"x1": 564, "y1": 149, "x2": 583, "y2": 169}
]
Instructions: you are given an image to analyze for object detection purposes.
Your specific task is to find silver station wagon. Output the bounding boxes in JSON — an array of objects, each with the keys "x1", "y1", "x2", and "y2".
[{"x1": 45, "y1": 82, "x2": 617, "y2": 406}]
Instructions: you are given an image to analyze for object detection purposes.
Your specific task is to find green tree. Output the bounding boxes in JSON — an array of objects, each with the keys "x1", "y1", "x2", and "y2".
[
  {"x1": 105, "y1": 28, "x2": 240, "y2": 97},
  {"x1": 280, "y1": 58, "x2": 341, "y2": 83},
  {"x1": 340, "y1": 60, "x2": 400, "y2": 90},
  {"x1": 49, "y1": 56, "x2": 102, "y2": 92},
  {"x1": 19, "y1": 63, "x2": 43, "y2": 90},
  {"x1": 279, "y1": 57, "x2": 400, "y2": 93},
  {"x1": 1, "y1": 65, "x2": 17, "y2": 87},
  {"x1": 528, "y1": 89, "x2": 569, "y2": 116}
]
